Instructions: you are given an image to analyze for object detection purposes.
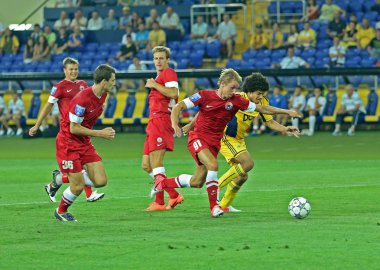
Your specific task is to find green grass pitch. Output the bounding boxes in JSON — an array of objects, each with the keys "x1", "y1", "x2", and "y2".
[{"x1": 0, "y1": 132, "x2": 379, "y2": 269}]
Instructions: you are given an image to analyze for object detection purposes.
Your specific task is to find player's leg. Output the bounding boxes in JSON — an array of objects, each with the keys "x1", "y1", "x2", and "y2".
[
  {"x1": 348, "y1": 111, "x2": 361, "y2": 135},
  {"x1": 83, "y1": 161, "x2": 108, "y2": 188},
  {"x1": 308, "y1": 110, "x2": 316, "y2": 136},
  {"x1": 12, "y1": 114, "x2": 23, "y2": 136},
  {"x1": 333, "y1": 108, "x2": 346, "y2": 135},
  {"x1": 55, "y1": 171, "x2": 84, "y2": 222}
]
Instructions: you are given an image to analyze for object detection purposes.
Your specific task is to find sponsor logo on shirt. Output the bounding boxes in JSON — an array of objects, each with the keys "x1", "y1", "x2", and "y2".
[
  {"x1": 51, "y1": 86, "x2": 57, "y2": 95},
  {"x1": 75, "y1": 104, "x2": 86, "y2": 117},
  {"x1": 189, "y1": 93, "x2": 201, "y2": 103},
  {"x1": 225, "y1": 102, "x2": 233, "y2": 110}
]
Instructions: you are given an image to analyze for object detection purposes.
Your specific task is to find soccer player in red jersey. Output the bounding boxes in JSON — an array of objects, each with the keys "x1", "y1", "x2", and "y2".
[
  {"x1": 142, "y1": 46, "x2": 184, "y2": 211},
  {"x1": 54, "y1": 64, "x2": 116, "y2": 221},
  {"x1": 29, "y1": 57, "x2": 104, "y2": 203},
  {"x1": 151, "y1": 69, "x2": 301, "y2": 217}
]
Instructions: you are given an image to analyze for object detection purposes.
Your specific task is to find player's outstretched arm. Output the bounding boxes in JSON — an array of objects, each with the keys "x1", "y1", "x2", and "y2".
[
  {"x1": 265, "y1": 119, "x2": 300, "y2": 138},
  {"x1": 256, "y1": 104, "x2": 303, "y2": 118},
  {"x1": 145, "y1": 78, "x2": 178, "y2": 99},
  {"x1": 70, "y1": 122, "x2": 115, "y2": 140},
  {"x1": 171, "y1": 101, "x2": 187, "y2": 138},
  {"x1": 29, "y1": 102, "x2": 54, "y2": 136},
  {"x1": 182, "y1": 112, "x2": 198, "y2": 136}
]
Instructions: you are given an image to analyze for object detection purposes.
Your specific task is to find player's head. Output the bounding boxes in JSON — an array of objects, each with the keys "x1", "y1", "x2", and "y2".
[
  {"x1": 94, "y1": 64, "x2": 116, "y2": 92},
  {"x1": 152, "y1": 46, "x2": 171, "y2": 72},
  {"x1": 217, "y1": 68, "x2": 242, "y2": 100},
  {"x1": 242, "y1": 72, "x2": 269, "y2": 104},
  {"x1": 63, "y1": 57, "x2": 79, "y2": 81}
]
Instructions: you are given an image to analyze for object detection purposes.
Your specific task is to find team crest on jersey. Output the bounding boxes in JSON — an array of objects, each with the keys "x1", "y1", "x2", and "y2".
[
  {"x1": 189, "y1": 93, "x2": 201, "y2": 103},
  {"x1": 225, "y1": 102, "x2": 233, "y2": 110},
  {"x1": 50, "y1": 86, "x2": 57, "y2": 95},
  {"x1": 75, "y1": 104, "x2": 86, "y2": 117},
  {"x1": 157, "y1": 137, "x2": 163, "y2": 143}
]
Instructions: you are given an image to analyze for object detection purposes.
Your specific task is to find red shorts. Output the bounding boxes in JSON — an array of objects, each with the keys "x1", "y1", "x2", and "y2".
[
  {"x1": 143, "y1": 117, "x2": 174, "y2": 155},
  {"x1": 188, "y1": 132, "x2": 220, "y2": 166},
  {"x1": 56, "y1": 133, "x2": 102, "y2": 173}
]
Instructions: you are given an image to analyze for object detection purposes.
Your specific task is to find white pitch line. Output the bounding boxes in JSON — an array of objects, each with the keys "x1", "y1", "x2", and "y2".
[{"x1": 0, "y1": 183, "x2": 379, "y2": 207}]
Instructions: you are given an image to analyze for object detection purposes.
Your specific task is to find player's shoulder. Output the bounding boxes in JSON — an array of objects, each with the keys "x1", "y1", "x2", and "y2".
[
  {"x1": 162, "y1": 67, "x2": 177, "y2": 76},
  {"x1": 260, "y1": 96, "x2": 269, "y2": 105},
  {"x1": 235, "y1": 92, "x2": 249, "y2": 100}
]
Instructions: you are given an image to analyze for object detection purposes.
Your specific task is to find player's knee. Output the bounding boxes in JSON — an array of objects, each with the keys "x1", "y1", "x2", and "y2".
[
  {"x1": 94, "y1": 177, "x2": 107, "y2": 188},
  {"x1": 71, "y1": 181, "x2": 85, "y2": 194},
  {"x1": 242, "y1": 159, "x2": 254, "y2": 172}
]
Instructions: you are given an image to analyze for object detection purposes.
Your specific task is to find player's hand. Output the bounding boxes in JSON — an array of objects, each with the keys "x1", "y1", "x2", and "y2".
[
  {"x1": 288, "y1": 110, "x2": 303, "y2": 118},
  {"x1": 100, "y1": 127, "x2": 116, "y2": 140},
  {"x1": 173, "y1": 125, "x2": 182, "y2": 138},
  {"x1": 284, "y1": 126, "x2": 300, "y2": 138},
  {"x1": 182, "y1": 123, "x2": 193, "y2": 136},
  {"x1": 145, "y1": 78, "x2": 156, "y2": 88},
  {"x1": 29, "y1": 125, "x2": 39, "y2": 136}
]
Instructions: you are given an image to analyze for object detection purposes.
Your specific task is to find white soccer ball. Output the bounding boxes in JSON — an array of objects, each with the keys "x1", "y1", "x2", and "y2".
[{"x1": 288, "y1": 197, "x2": 311, "y2": 219}]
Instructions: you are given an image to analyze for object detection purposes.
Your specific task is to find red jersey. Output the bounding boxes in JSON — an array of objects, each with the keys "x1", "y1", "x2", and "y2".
[
  {"x1": 60, "y1": 87, "x2": 107, "y2": 145},
  {"x1": 148, "y1": 67, "x2": 179, "y2": 119},
  {"x1": 185, "y1": 90, "x2": 252, "y2": 145},
  {"x1": 48, "y1": 79, "x2": 88, "y2": 131}
]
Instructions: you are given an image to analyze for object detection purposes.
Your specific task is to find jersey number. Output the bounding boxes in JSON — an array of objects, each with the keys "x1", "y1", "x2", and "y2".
[
  {"x1": 62, "y1": 160, "x2": 73, "y2": 170},
  {"x1": 193, "y1": 140, "x2": 203, "y2": 151}
]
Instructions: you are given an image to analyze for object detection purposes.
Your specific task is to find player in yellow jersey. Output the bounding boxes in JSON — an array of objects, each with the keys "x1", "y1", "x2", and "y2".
[{"x1": 218, "y1": 73, "x2": 301, "y2": 212}]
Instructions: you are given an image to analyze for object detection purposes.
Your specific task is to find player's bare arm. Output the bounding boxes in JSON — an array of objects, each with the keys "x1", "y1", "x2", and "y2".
[
  {"x1": 171, "y1": 101, "x2": 187, "y2": 138},
  {"x1": 266, "y1": 119, "x2": 300, "y2": 138},
  {"x1": 29, "y1": 103, "x2": 54, "y2": 136},
  {"x1": 182, "y1": 112, "x2": 198, "y2": 136},
  {"x1": 256, "y1": 104, "x2": 303, "y2": 118},
  {"x1": 145, "y1": 78, "x2": 178, "y2": 99},
  {"x1": 70, "y1": 122, "x2": 115, "y2": 140}
]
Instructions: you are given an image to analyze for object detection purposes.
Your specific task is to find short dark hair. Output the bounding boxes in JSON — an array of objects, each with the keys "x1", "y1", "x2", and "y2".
[
  {"x1": 63, "y1": 57, "x2": 79, "y2": 68},
  {"x1": 242, "y1": 72, "x2": 269, "y2": 93},
  {"x1": 94, "y1": 64, "x2": 116, "y2": 84}
]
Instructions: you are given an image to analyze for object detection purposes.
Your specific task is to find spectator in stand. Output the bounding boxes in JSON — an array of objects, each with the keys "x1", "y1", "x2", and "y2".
[
  {"x1": 191, "y1": 15, "x2": 208, "y2": 41},
  {"x1": 327, "y1": 11, "x2": 346, "y2": 39},
  {"x1": 332, "y1": 84, "x2": 366, "y2": 136},
  {"x1": 87, "y1": 10, "x2": 103, "y2": 31},
  {"x1": 342, "y1": 22, "x2": 358, "y2": 48},
  {"x1": 148, "y1": 21, "x2": 166, "y2": 48},
  {"x1": 371, "y1": 0, "x2": 380, "y2": 13},
  {"x1": 67, "y1": 25, "x2": 85, "y2": 51},
  {"x1": 130, "y1": 12, "x2": 142, "y2": 31},
  {"x1": 288, "y1": 85, "x2": 306, "y2": 129},
  {"x1": 24, "y1": 38, "x2": 34, "y2": 64},
  {"x1": 33, "y1": 35, "x2": 51, "y2": 61},
  {"x1": 329, "y1": 36, "x2": 345, "y2": 67},
  {"x1": 160, "y1": 6, "x2": 184, "y2": 35},
  {"x1": 285, "y1": 23, "x2": 299, "y2": 47},
  {"x1": 0, "y1": 91, "x2": 25, "y2": 137},
  {"x1": 115, "y1": 35, "x2": 137, "y2": 61},
  {"x1": 357, "y1": 18, "x2": 375, "y2": 49},
  {"x1": 270, "y1": 22, "x2": 284, "y2": 49},
  {"x1": 0, "y1": 28, "x2": 19, "y2": 55},
  {"x1": 70, "y1": 9, "x2": 88, "y2": 30},
  {"x1": 272, "y1": 46, "x2": 311, "y2": 69},
  {"x1": 30, "y1": 24, "x2": 42, "y2": 44},
  {"x1": 249, "y1": 24, "x2": 269, "y2": 50},
  {"x1": 206, "y1": 16, "x2": 219, "y2": 41},
  {"x1": 103, "y1": 9, "x2": 118, "y2": 30},
  {"x1": 216, "y1": 14, "x2": 237, "y2": 58},
  {"x1": 319, "y1": 0, "x2": 345, "y2": 22},
  {"x1": 368, "y1": 23, "x2": 380, "y2": 58},
  {"x1": 145, "y1": 8, "x2": 160, "y2": 30},
  {"x1": 302, "y1": 0, "x2": 320, "y2": 21},
  {"x1": 126, "y1": 56, "x2": 147, "y2": 90},
  {"x1": 55, "y1": 0, "x2": 81, "y2": 7},
  {"x1": 303, "y1": 87, "x2": 326, "y2": 136},
  {"x1": 43, "y1": 25, "x2": 57, "y2": 49},
  {"x1": 346, "y1": 14, "x2": 360, "y2": 31},
  {"x1": 54, "y1": 10, "x2": 71, "y2": 31},
  {"x1": 298, "y1": 21, "x2": 316, "y2": 49},
  {"x1": 119, "y1": 6, "x2": 132, "y2": 30},
  {"x1": 269, "y1": 85, "x2": 289, "y2": 133},
  {"x1": 135, "y1": 23, "x2": 150, "y2": 51},
  {"x1": 54, "y1": 26, "x2": 69, "y2": 54},
  {"x1": 121, "y1": 25, "x2": 136, "y2": 44}
]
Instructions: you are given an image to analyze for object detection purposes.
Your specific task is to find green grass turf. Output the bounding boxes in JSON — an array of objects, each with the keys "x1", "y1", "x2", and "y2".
[{"x1": 0, "y1": 132, "x2": 379, "y2": 269}]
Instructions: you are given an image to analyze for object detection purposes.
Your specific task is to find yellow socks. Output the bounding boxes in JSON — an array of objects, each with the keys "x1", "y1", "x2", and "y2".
[{"x1": 219, "y1": 181, "x2": 241, "y2": 208}]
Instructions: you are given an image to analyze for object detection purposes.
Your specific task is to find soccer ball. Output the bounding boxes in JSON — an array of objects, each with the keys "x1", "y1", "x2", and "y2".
[{"x1": 288, "y1": 197, "x2": 311, "y2": 219}]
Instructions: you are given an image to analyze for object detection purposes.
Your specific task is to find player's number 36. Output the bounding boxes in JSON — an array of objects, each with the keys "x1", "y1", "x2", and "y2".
[{"x1": 62, "y1": 160, "x2": 74, "y2": 170}]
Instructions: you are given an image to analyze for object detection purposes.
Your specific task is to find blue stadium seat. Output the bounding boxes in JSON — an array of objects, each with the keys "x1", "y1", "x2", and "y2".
[
  {"x1": 192, "y1": 42, "x2": 206, "y2": 51},
  {"x1": 226, "y1": 59, "x2": 241, "y2": 69},
  {"x1": 189, "y1": 51, "x2": 203, "y2": 68},
  {"x1": 181, "y1": 40, "x2": 193, "y2": 51},
  {"x1": 240, "y1": 61, "x2": 254, "y2": 69},
  {"x1": 167, "y1": 41, "x2": 181, "y2": 51},
  {"x1": 177, "y1": 58, "x2": 189, "y2": 69},
  {"x1": 361, "y1": 57, "x2": 376, "y2": 67},
  {"x1": 366, "y1": 90, "x2": 378, "y2": 115},
  {"x1": 28, "y1": 94, "x2": 41, "y2": 118},
  {"x1": 195, "y1": 78, "x2": 211, "y2": 89},
  {"x1": 206, "y1": 41, "x2": 221, "y2": 59},
  {"x1": 242, "y1": 49, "x2": 257, "y2": 61},
  {"x1": 104, "y1": 95, "x2": 117, "y2": 118},
  {"x1": 85, "y1": 42, "x2": 98, "y2": 52}
]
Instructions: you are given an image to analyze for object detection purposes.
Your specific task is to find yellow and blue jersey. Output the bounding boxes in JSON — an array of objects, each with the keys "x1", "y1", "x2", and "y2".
[{"x1": 224, "y1": 92, "x2": 273, "y2": 140}]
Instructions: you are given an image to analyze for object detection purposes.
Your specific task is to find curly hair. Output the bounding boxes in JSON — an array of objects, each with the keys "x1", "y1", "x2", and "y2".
[{"x1": 242, "y1": 72, "x2": 269, "y2": 93}]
